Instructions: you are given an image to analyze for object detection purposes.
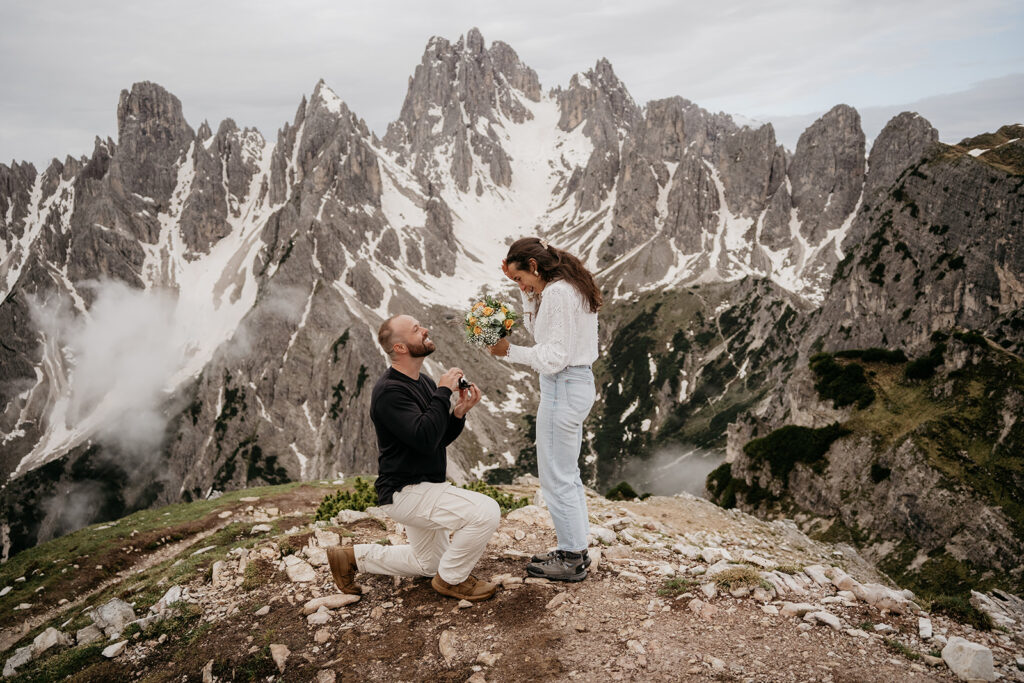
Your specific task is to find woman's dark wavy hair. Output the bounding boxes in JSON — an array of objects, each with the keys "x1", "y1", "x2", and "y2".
[{"x1": 506, "y1": 237, "x2": 602, "y2": 313}]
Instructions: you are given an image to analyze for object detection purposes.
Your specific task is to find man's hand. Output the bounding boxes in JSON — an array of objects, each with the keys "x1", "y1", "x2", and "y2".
[
  {"x1": 438, "y1": 367, "x2": 464, "y2": 392},
  {"x1": 453, "y1": 382, "x2": 482, "y2": 419}
]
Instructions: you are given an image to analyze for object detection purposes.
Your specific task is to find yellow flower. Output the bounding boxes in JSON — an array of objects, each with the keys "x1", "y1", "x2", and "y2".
[
  {"x1": 473, "y1": 301, "x2": 485, "y2": 311},
  {"x1": 501, "y1": 306, "x2": 508, "y2": 314},
  {"x1": 483, "y1": 306, "x2": 494, "y2": 316},
  {"x1": 468, "y1": 316, "x2": 477, "y2": 325},
  {"x1": 473, "y1": 326, "x2": 483, "y2": 336},
  {"x1": 504, "y1": 319, "x2": 514, "y2": 330}
]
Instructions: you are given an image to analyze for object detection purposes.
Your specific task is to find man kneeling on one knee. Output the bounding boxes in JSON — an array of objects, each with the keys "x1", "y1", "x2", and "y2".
[{"x1": 327, "y1": 314, "x2": 501, "y2": 601}]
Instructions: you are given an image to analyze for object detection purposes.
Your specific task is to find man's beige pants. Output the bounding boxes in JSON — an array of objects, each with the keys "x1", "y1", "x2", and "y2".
[{"x1": 354, "y1": 482, "x2": 500, "y2": 585}]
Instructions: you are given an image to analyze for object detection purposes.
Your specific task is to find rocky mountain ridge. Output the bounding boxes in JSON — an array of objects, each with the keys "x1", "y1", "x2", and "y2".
[{"x1": 709, "y1": 121, "x2": 1024, "y2": 604}]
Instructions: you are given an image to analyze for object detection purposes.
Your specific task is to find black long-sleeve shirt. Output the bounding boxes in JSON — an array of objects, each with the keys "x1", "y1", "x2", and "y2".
[{"x1": 370, "y1": 367, "x2": 465, "y2": 505}]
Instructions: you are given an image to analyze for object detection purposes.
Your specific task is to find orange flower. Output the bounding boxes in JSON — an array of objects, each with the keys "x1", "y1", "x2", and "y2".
[
  {"x1": 483, "y1": 306, "x2": 494, "y2": 316},
  {"x1": 468, "y1": 316, "x2": 478, "y2": 325},
  {"x1": 473, "y1": 326, "x2": 483, "y2": 336},
  {"x1": 504, "y1": 319, "x2": 514, "y2": 330},
  {"x1": 473, "y1": 301, "x2": 485, "y2": 311}
]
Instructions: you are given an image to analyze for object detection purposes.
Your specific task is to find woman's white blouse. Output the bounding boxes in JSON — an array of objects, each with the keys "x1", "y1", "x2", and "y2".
[{"x1": 504, "y1": 280, "x2": 599, "y2": 375}]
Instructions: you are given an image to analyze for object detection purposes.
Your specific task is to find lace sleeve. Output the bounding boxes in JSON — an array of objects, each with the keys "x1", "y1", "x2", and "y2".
[{"x1": 505, "y1": 285, "x2": 573, "y2": 374}]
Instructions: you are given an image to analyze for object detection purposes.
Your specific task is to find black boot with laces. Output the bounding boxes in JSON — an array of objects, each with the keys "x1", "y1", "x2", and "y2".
[
  {"x1": 526, "y1": 549, "x2": 588, "y2": 582},
  {"x1": 530, "y1": 548, "x2": 591, "y2": 569}
]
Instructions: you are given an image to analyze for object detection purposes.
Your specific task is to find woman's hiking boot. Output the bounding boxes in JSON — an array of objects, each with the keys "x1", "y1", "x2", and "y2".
[
  {"x1": 526, "y1": 549, "x2": 587, "y2": 582},
  {"x1": 530, "y1": 548, "x2": 591, "y2": 569}
]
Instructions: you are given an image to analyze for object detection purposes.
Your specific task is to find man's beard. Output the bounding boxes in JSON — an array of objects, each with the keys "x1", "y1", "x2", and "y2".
[{"x1": 407, "y1": 338, "x2": 435, "y2": 358}]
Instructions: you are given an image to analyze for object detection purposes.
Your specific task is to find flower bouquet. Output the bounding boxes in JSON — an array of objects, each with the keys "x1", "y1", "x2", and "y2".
[{"x1": 464, "y1": 296, "x2": 518, "y2": 347}]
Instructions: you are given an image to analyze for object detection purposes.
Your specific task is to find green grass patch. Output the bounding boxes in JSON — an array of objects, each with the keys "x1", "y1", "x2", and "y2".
[
  {"x1": 213, "y1": 644, "x2": 278, "y2": 681},
  {"x1": 241, "y1": 562, "x2": 264, "y2": 591},
  {"x1": 8, "y1": 643, "x2": 105, "y2": 682},
  {"x1": 883, "y1": 638, "x2": 921, "y2": 661},
  {"x1": 713, "y1": 567, "x2": 771, "y2": 592},
  {"x1": 929, "y1": 594, "x2": 993, "y2": 631},
  {"x1": 460, "y1": 481, "x2": 531, "y2": 514},
  {"x1": 0, "y1": 483, "x2": 311, "y2": 629},
  {"x1": 657, "y1": 576, "x2": 696, "y2": 597}
]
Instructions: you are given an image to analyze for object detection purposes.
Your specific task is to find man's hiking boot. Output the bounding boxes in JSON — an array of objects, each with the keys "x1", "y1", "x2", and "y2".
[
  {"x1": 431, "y1": 574, "x2": 498, "y2": 601},
  {"x1": 327, "y1": 546, "x2": 362, "y2": 595},
  {"x1": 531, "y1": 548, "x2": 591, "y2": 569},
  {"x1": 526, "y1": 549, "x2": 587, "y2": 582}
]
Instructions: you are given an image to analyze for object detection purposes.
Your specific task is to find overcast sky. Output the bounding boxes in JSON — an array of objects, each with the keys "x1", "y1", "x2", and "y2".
[{"x1": 2, "y1": 0, "x2": 1022, "y2": 167}]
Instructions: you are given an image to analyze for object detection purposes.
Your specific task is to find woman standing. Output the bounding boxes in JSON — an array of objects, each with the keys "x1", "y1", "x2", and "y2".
[{"x1": 487, "y1": 237, "x2": 601, "y2": 582}]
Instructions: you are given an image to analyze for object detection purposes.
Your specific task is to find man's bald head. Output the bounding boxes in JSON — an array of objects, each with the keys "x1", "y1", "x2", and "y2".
[
  {"x1": 378, "y1": 315, "x2": 401, "y2": 356},
  {"x1": 378, "y1": 315, "x2": 434, "y2": 359}
]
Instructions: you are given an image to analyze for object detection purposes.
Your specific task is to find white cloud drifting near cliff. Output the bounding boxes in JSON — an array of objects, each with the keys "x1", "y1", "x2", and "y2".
[{"x1": 0, "y1": 0, "x2": 1021, "y2": 165}]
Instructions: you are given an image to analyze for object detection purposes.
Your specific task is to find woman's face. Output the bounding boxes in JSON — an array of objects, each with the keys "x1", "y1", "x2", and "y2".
[{"x1": 506, "y1": 259, "x2": 546, "y2": 294}]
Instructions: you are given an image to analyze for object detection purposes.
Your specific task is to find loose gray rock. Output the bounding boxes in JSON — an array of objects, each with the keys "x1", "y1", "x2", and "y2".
[
  {"x1": 90, "y1": 598, "x2": 136, "y2": 638},
  {"x1": 918, "y1": 617, "x2": 932, "y2": 641},
  {"x1": 804, "y1": 611, "x2": 842, "y2": 631},
  {"x1": 283, "y1": 555, "x2": 316, "y2": 583},
  {"x1": 307, "y1": 607, "x2": 332, "y2": 626},
  {"x1": 302, "y1": 594, "x2": 360, "y2": 614},
  {"x1": 270, "y1": 643, "x2": 290, "y2": 673},
  {"x1": 941, "y1": 637, "x2": 995, "y2": 682},
  {"x1": 102, "y1": 641, "x2": 128, "y2": 658},
  {"x1": 438, "y1": 629, "x2": 456, "y2": 664},
  {"x1": 32, "y1": 627, "x2": 70, "y2": 656},
  {"x1": 780, "y1": 602, "x2": 816, "y2": 618},
  {"x1": 76, "y1": 624, "x2": 103, "y2": 646},
  {"x1": 3, "y1": 646, "x2": 34, "y2": 677}
]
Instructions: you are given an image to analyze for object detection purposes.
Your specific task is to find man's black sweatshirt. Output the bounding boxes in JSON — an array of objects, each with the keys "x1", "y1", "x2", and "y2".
[{"x1": 370, "y1": 367, "x2": 465, "y2": 505}]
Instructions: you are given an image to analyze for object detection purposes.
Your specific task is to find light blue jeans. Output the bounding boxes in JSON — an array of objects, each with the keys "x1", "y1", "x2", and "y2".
[{"x1": 536, "y1": 365, "x2": 595, "y2": 552}]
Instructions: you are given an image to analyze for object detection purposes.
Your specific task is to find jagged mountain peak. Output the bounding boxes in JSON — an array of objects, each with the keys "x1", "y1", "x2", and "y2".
[
  {"x1": 113, "y1": 81, "x2": 195, "y2": 206},
  {"x1": 788, "y1": 102, "x2": 866, "y2": 244},
  {"x1": 387, "y1": 28, "x2": 540, "y2": 144},
  {"x1": 115, "y1": 81, "x2": 193, "y2": 142},
  {"x1": 308, "y1": 80, "x2": 360, "y2": 125},
  {"x1": 559, "y1": 57, "x2": 639, "y2": 133},
  {"x1": 381, "y1": 29, "x2": 544, "y2": 193},
  {"x1": 864, "y1": 111, "x2": 939, "y2": 199}
]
